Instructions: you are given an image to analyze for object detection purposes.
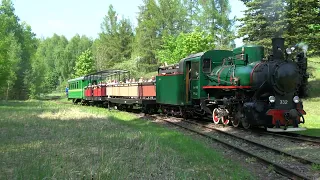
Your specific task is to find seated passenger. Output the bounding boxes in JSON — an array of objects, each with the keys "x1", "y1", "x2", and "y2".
[
  {"x1": 139, "y1": 77, "x2": 144, "y2": 83},
  {"x1": 148, "y1": 76, "x2": 156, "y2": 82}
]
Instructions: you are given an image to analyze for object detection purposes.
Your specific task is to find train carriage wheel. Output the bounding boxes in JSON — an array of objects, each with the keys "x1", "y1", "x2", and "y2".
[
  {"x1": 241, "y1": 119, "x2": 251, "y2": 129},
  {"x1": 213, "y1": 108, "x2": 220, "y2": 124},
  {"x1": 231, "y1": 118, "x2": 240, "y2": 127},
  {"x1": 293, "y1": 117, "x2": 299, "y2": 128},
  {"x1": 233, "y1": 107, "x2": 243, "y2": 128},
  {"x1": 222, "y1": 116, "x2": 230, "y2": 125}
]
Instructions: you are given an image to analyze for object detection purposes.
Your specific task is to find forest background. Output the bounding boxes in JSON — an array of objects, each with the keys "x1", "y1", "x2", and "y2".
[{"x1": 0, "y1": 0, "x2": 319, "y2": 100}]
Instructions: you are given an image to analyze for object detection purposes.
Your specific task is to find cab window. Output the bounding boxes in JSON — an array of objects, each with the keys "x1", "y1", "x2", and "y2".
[
  {"x1": 191, "y1": 62, "x2": 199, "y2": 79},
  {"x1": 202, "y1": 58, "x2": 211, "y2": 73}
]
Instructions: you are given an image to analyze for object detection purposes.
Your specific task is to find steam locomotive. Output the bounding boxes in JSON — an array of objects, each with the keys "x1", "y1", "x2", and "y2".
[{"x1": 68, "y1": 37, "x2": 308, "y2": 132}]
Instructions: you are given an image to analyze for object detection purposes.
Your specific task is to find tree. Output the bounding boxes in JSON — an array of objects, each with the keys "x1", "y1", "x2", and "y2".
[
  {"x1": 64, "y1": 34, "x2": 92, "y2": 80},
  {"x1": 94, "y1": 5, "x2": 134, "y2": 70},
  {"x1": 134, "y1": 0, "x2": 235, "y2": 69},
  {"x1": 134, "y1": 0, "x2": 190, "y2": 71},
  {"x1": 183, "y1": 0, "x2": 201, "y2": 31},
  {"x1": 28, "y1": 38, "x2": 47, "y2": 98},
  {"x1": 0, "y1": 0, "x2": 20, "y2": 91},
  {"x1": 238, "y1": 0, "x2": 319, "y2": 55},
  {"x1": 237, "y1": 0, "x2": 286, "y2": 49},
  {"x1": 157, "y1": 0, "x2": 188, "y2": 36},
  {"x1": 0, "y1": 0, "x2": 37, "y2": 99},
  {"x1": 157, "y1": 29, "x2": 215, "y2": 64},
  {"x1": 284, "y1": 0, "x2": 320, "y2": 55},
  {"x1": 134, "y1": 0, "x2": 161, "y2": 68},
  {"x1": 118, "y1": 18, "x2": 134, "y2": 60},
  {"x1": 183, "y1": 0, "x2": 235, "y2": 49},
  {"x1": 5, "y1": 33, "x2": 22, "y2": 100},
  {"x1": 39, "y1": 34, "x2": 66, "y2": 92},
  {"x1": 73, "y1": 49, "x2": 95, "y2": 77}
]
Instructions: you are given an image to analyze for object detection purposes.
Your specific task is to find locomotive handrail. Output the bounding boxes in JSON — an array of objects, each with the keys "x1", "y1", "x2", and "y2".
[
  {"x1": 105, "y1": 82, "x2": 156, "y2": 87},
  {"x1": 207, "y1": 74, "x2": 234, "y2": 85}
]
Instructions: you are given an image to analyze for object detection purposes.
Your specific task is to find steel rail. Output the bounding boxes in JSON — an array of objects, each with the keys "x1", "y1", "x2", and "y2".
[
  {"x1": 161, "y1": 118, "x2": 311, "y2": 180},
  {"x1": 263, "y1": 132, "x2": 320, "y2": 144},
  {"x1": 184, "y1": 119, "x2": 318, "y2": 166}
]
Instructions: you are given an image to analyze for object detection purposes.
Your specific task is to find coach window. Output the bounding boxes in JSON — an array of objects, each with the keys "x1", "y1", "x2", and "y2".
[
  {"x1": 76, "y1": 82, "x2": 79, "y2": 89},
  {"x1": 202, "y1": 58, "x2": 211, "y2": 73}
]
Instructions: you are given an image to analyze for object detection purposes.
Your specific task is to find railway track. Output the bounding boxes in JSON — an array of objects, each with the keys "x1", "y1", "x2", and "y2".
[
  {"x1": 262, "y1": 132, "x2": 320, "y2": 144},
  {"x1": 213, "y1": 124, "x2": 320, "y2": 145},
  {"x1": 157, "y1": 116, "x2": 319, "y2": 180},
  {"x1": 184, "y1": 119, "x2": 319, "y2": 166}
]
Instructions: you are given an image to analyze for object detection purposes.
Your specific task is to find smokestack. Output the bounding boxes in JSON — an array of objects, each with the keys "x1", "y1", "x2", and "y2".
[{"x1": 272, "y1": 38, "x2": 285, "y2": 60}]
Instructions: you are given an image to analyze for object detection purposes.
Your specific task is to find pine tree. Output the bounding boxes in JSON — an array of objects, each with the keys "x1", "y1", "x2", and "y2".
[
  {"x1": 285, "y1": 0, "x2": 320, "y2": 55},
  {"x1": 183, "y1": 0, "x2": 201, "y2": 31},
  {"x1": 239, "y1": 0, "x2": 319, "y2": 55},
  {"x1": 134, "y1": 0, "x2": 162, "y2": 71},
  {"x1": 94, "y1": 5, "x2": 134, "y2": 70},
  {"x1": 238, "y1": 0, "x2": 286, "y2": 53},
  {"x1": 196, "y1": 0, "x2": 235, "y2": 49}
]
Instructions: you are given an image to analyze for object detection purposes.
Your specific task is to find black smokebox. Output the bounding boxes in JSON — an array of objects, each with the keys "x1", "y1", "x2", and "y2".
[{"x1": 272, "y1": 38, "x2": 284, "y2": 60}]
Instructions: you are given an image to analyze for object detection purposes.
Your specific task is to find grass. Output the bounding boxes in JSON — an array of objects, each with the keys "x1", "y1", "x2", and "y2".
[
  {"x1": 312, "y1": 163, "x2": 320, "y2": 171},
  {"x1": 298, "y1": 56, "x2": 320, "y2": 137},
  {"x1": 0, "y1": 100, "x2": 254, "y2": 179}
]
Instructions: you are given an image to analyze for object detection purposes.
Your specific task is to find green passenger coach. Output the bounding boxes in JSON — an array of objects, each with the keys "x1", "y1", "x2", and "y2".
[{"x1": 67, "y1": 76, "x2": 90, "y2": 103}]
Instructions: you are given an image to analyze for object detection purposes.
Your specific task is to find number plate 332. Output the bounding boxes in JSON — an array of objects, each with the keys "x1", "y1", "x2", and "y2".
[{"x1": 280, "y1": 100, "x2": 288, "y2": 104}]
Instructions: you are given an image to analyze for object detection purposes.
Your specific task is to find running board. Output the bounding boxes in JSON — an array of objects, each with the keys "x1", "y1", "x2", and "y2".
[{"x1": 267, "y1": 127, "x2": 307, "y2": 132}]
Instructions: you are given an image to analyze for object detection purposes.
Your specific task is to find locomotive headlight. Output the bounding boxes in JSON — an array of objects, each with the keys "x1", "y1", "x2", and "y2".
[
  {"x1": 269, "y1": 96, "x2": 276, "y2": 103},
  {"x1": 286, "y1": 47, "x2": 296, "y2": 55},
  {"x1": 293, "y1": 96, "x2": 300, "y2": 103},
  {"x1": 286, "y1": 48, "x2": 292, "y2": 55}
]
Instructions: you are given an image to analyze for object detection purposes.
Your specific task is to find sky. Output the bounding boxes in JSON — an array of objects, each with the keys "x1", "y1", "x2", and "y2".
[{"x1": 12, "y1": 0, "x2": 246, "y2": 46}]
